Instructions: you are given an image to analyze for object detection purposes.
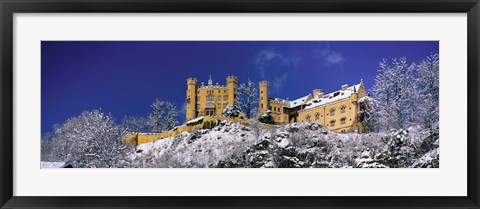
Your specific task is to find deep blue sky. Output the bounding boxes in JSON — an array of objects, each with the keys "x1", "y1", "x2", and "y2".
[{"x1": 41, "y1": 41, "x2": 438, "y2": 135}]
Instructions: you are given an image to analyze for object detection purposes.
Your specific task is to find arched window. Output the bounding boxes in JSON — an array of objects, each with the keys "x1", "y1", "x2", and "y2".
[
  {"x1": 330, "y1": 120, "x2": 336, "y2": 127},
  {"x1": 207, "y1": 95, "x2": 214, "y2": 101},
  {"x1": 315, "y1": 113, "x2": 320, "y2": 120},
  {"x1": 340, "y1": 106, "x2": 346, "y2": 113},
  {"x1": 330, "y1": 108, "x2": 336, "y2": 116}
]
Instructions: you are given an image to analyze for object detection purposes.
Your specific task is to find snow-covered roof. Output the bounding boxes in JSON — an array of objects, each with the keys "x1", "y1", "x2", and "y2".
[
  {"x1": 289, "y1": 94, "x2": 311, "y2": 108},
  {"x1": 271, "y1": 97, "x2": 289, "y2": 104},
  {"x1": 303, "y1": 84, "x2": 361, "y2": 110}
]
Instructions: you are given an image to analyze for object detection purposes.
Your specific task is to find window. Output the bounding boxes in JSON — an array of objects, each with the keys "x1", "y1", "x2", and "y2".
[
  {"x1": 330, "y1": 120, "x2": 336, "y2": 127},
  {"x1": 306, "y1": 115, "x2": 311, "y2": 122},
  {"x1": 261, "y1": 97, "x2": 263, "y2": 100},
  {"x1": 217, "y1": 104, "x2": 221, "y2": 108},
  {"x1": 341, "y1": 106, "x2": 346, "y2": 113},
  {"x1": 207, "y1": 95, "x2": 214, "y2": 101},
  {"x1": 224, "y1": 90, "x2": 226, "y2": 93},
  {"x1": 223, "y1": 95, "x2": 228, "y2": 101},
  {"x1": 330, "y1": 109, "x2": 336, "y2": 116},
  {"x1": 261, "y1": 90, "x2": 263, "y2": 94},
  {"x1": 223, "y1": 103, "x2": 227, "y2": 108},
  {"x1": 197, "y1": 96, "x2": 200, "y2": 101},
  {"x1": 196, "y1": 104, "x2": 200, "y2": 109},
  {"x1": 261, "y1": 104, "x2": 264, "y2": 108},
  {"x1": 341, "y1": 118, "x2": 346, "y2": 124},
  {"x1": 206, "y1": 103, "x2": 215, "y2": 108},
  {"x1": 217, "y1": 96, "x2": 221, "y2": 100},
  {"x1": 315, "y1": 113, "x2": 320, "y2": 120},
  {"x1": 218, "y1": 90, "x2": 220, "y2": 93}
]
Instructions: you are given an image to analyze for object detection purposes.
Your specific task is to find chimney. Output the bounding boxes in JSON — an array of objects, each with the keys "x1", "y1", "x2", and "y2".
[
  {"x1": 313, "y1": 89, "x2": 323, "y2": 98},
  {"x1": 342, "y1": 84, "x2": 348, "y2": 91}
]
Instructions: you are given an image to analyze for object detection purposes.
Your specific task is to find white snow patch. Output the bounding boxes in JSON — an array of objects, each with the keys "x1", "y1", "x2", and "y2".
[
  {"x1": 186, "y1": 116, "x2": 204, "y2": 125},
  {"x1": 41, "y1": 161, "x2": 68, "y2": 168}
]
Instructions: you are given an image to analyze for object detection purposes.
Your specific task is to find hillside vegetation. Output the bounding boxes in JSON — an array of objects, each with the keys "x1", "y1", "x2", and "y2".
[{"x1": 133, "y1": 121, "x2": 439, "y2": 168}]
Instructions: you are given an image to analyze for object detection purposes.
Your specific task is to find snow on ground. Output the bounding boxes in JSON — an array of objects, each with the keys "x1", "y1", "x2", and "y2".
[
  {"x1": 41, "y1": 161, "x2": 68, "y2": 168},
  {"x1": 131, "y1": 121, "x2": 439, "y2": 168}
]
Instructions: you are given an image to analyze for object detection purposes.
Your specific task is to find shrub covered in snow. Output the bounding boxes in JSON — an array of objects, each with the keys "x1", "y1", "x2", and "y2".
[
  {"x1": 223, "y1": 104, "x2": 242, "y2": 118},
  {"x1": 132, "y1": 121, "x2": 439, "y2": 168},
  {"x1": 258, "y1": 110, "x2": 274, "y2": 124},
  {"x1": 43, "y1": 110, "x2": 134, "y2": 168}
]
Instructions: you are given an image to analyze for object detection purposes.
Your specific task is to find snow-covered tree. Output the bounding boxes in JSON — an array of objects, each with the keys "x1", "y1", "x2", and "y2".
[
  {"x1": 416, "y1": 53, "x2": 439, "y2": 129},
  {"x1": 371, "y1": 54, "x2": 439, "y2": 132},
  {"x1": 372, "y1": 57, "x2": 418, "y2": 131},
  {"x1": 48, "y1": 110, "x2": 133, "y2": 168},
  {"x1": 41, "y1": 131, "x2": 55, "y2": 161},
  {"x1": 258, "y1": 110, "x2": 275, "y2": 124},
  {"x1": 148, "y1": 98, "x2": 179, "y2": 133},
  {"x1": 358, "y1": 96, "x2": 375, "y2": 133},
  {"x1": 402, "y1": 63, "x2": 422, "y2": 127},
  {"x1": 223, "y1": 104, "x2": 242, "y2": 118},
  {"x1": 237, "y1": 79, "x2": 259, "y2": 118},
  {"x1": 121, "y1": 116, "x2": 150, "y2": 133}
]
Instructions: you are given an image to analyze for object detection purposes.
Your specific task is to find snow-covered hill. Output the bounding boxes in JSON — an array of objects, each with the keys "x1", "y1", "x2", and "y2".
[{"x1": 133, "y1": 121, "x2": 439, "y2": 168}]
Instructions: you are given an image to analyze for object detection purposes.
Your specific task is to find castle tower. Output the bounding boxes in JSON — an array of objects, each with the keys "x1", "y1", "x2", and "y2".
[
  {"x1": 259, "y1": 81, "x2": 269, "y2": 114},
  {"x1": 186, "y1": 77, "x2": 198, "y2": 121},
  {"x1": 226, "y1": 76, "x2": 238, "y2": 106}
]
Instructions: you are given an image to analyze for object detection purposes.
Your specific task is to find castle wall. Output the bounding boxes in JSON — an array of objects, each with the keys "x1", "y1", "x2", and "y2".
[
  {"x1": 124, "y1": 116, "x2": 250, "y2": 145},
  {"x1": 269, "y1": 101, "x2": 289, "y2": 123},
  {"x1": 197, "y1": 86, "x2": 229, "y2": 116},
  {"x1": 191, "y1": 76, "x2": 238, "y2": 118},
  {"x1": 297, "y1": 97, "x2": 359, "y2": 133}
]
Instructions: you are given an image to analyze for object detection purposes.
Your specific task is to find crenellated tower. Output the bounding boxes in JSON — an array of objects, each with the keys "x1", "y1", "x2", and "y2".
[
  {"x1": 186, "y1": 77, "x2": 198, "y2": 121},
  {"x1": 259, "y1": 81, "x2": 269, "y2": 114},
  {"x1": 226, "y1": 76, "x2": 238, "y2": 106}
]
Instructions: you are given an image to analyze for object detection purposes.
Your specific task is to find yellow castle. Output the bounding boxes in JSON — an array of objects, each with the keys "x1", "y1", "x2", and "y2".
[
  {"x1": 186, "y1": 75, "x2": 244, "y2": 121},
  {"x1": 187, "y1": 75, "x2": 366, "y2": 133},
  {"x1": 259, "y1": 80, "x2": 367, "y2": 133},
  {"x1": 125, "y1": 75, "x2": 367, "y2": 145}
]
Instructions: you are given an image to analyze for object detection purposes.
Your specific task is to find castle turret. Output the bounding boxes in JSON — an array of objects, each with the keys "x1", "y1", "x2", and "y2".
[
  {"x1": 208, "y1": 75, "x2": 213, "y2": 86},
  {"x1": 186, "y1": 77, "x2": 198, "y2": 121},
  {"x1": 226, "y1": 76, "x2": 238, "y2": 106},
  {"x1": 259, "y1": 81, "x2": 269, "y2": 114}
]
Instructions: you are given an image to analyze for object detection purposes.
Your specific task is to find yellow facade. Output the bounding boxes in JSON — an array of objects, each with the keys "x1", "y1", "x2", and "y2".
[
  {"x1": 259, "y1": 81, "x2": 269, "y2": 114},
  {"x1": 185, "y1": 76, "x2": 238, "y2": 121},
  {"x1": 260, "y1": 80, "x2": 367, "y2": 133}
]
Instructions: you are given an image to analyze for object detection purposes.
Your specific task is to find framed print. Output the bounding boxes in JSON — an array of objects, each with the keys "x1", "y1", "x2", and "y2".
[{"x1": 1, "y1": 0, "x2": 479, "y2": 208}]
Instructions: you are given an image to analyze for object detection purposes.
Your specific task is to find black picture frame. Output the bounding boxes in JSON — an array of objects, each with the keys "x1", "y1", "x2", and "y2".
[{"x1": 1, "y1": 0, "x2": 479, "y2": 208}]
